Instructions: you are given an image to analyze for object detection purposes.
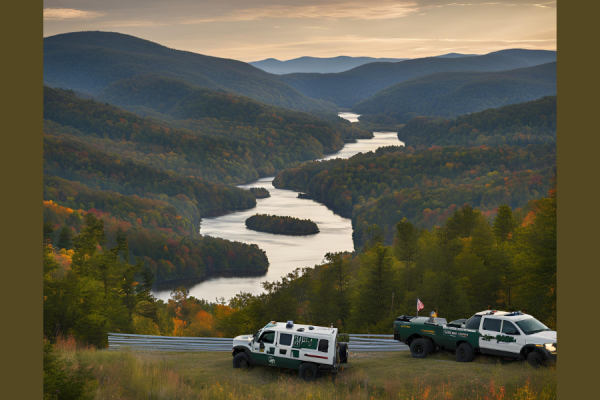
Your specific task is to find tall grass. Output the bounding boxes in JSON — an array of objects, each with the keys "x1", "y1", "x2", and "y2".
[{"x1": 53, "y1": 338, "x2": 556, "y2": 399}]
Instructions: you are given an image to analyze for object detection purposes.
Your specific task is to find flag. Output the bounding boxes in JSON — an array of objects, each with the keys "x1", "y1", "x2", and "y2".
[{"x1": 417, "y1": 298, "x2": 424, "y2": 312}]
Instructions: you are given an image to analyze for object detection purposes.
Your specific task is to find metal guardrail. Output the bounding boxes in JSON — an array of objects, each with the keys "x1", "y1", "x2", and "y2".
[
  {"x1": 347, "y1": 334, "x2": 409, "y2": 352},
  {"x1": 108, "y1": 332, "x2": 409, "y2": 352}
]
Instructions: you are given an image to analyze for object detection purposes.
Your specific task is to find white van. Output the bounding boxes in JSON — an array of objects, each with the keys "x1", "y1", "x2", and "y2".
[{"x1": 232, "y1": 321, "x2": 349, "y2": 380}]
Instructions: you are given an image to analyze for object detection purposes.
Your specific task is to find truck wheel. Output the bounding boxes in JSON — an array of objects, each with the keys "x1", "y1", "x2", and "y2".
[
  {"x1": 233, "y1": 352, "x2": 251, "y2": 369},
  {"x1": 526, "y1": 351, "x2": 543, "y2": 367},
  {"x1": 299, "y1": 363, "x2": 318, "y2": 381},
  {"x1": 455, "y1": 343, "x2": 474, "y2": 362},
  {"x1": 338, "y1": 343, "x2": 349, "y2": 364},
  {"x1": 410, "y1": 338, "x2": 430, "y2": 358}
]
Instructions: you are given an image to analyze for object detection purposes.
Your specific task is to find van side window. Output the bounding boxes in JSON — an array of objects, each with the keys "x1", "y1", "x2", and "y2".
[
  {"x1": 483, "y1": 318, "x2": 501, "y2": 332},
  {"x1": 279, "y1": 333, "x2": 293, "y2": 346},
  {"x1": 501, "y1": 321, "x2": 520, "y2": 335},
  {"x1": 464, "y1": 315, "x2": 482, "y2": 330},
  {"x1": 318, "y1": 339, "x2": 329, "y2": 353}
]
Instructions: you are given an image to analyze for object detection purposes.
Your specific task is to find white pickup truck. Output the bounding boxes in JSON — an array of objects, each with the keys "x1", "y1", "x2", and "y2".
[
  {"x1": 394, "y1": 310, "x2": 557, "y2": 365},
  {"x1": 232, "y1": 321, "x2": 349, "y2": 380}
]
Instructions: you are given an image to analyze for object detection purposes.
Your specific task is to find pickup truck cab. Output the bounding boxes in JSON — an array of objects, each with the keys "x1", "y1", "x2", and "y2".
[
  {"x1": 232, "y1": 321, "x2": 349, "y2": 380},
  {"x1": 394, "y1": 310, "x2": 556, "y2": 366}
]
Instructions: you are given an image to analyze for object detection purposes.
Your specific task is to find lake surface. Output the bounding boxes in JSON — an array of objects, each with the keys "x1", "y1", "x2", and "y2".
[{"x1": 152, "y1": 116, "x2": 403, "y2": 302}]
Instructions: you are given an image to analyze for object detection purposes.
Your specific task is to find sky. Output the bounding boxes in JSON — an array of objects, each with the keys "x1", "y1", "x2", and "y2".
[{"x1": 43, "y1": 1, "x2": 556, "y2": 62}]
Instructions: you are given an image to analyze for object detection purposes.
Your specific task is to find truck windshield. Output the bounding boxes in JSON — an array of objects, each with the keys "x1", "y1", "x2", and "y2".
[
  {"x1": 464, "y1": 315, "x2": 482, "y2": 330},
  {"x1": 515, "y1": 318, "x2": 551, "y2": 335}
]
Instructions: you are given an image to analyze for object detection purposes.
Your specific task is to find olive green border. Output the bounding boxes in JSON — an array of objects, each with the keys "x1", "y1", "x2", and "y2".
[
  {"x1": 4, "y1": 2, "x2": 42, "y2": 399},
  {"x1": 4, "y1": 1, "x2": 593, "y2": 398},
  {"x1": 557, "y1": 2, "x2": 597, "y2": 398}
]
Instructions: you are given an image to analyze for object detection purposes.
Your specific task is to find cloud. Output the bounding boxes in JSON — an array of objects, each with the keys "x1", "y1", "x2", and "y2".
[
  {"x1": 182, "y1": 1, "x2": 419, "y2": 23},
  {"x1": 43, "y1": 8, "x2": 106, "y2": 21}
]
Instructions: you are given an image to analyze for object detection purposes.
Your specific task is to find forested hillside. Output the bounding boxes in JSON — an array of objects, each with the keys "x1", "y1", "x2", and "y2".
[
  {"x1": 43, "y1": 31, "x2": 331, "y2": 111},
  {"x1": 44, "y1": 86, "x2": 351, "y2": 181},
  {"x1": 43, "y1": 178, "x2": 268, "y2": 282},
  {"x1": 279, "y1": 50, "x2": 556, "y2": 107},
  {"x1": 274, "y1": 144, "x2": 555, "y2": 249},
  {"x1": 43, "y1": 86, "x2": 275, "y2": 284},
  {"x1": 352, "y1": 63, "x2": 556, "y2": 122},
  {"x1": 398, "y1": 96, "x2": 556, "y2": 147}
]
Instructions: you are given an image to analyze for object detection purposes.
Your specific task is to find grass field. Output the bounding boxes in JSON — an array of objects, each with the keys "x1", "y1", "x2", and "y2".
[{"x1": 56, "y1": 338, "x2": 556, "y2": 399}]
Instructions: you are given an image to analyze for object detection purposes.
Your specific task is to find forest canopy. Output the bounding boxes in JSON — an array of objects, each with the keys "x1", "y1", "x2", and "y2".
[{"x1": 274, "y1": 144, "x2": 555, "y2": 249}]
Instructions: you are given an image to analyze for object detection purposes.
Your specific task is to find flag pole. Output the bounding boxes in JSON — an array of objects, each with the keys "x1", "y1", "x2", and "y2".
[{"x1": 416, "y1": 298, "x2": 418, "y2": 317}]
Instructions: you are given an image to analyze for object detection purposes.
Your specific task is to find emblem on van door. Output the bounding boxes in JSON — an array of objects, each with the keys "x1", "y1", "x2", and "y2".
[{"x1": 268, "y1": 356, "x2": 276, "y2": 365}]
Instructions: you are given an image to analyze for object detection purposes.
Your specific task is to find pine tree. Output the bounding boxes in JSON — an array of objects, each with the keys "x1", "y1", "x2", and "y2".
[
  {"x1": 57, "y1": 225, "x2": 74, "y2": 250},
  {"x1": 493, "y1": 205, "x2": 515, "y2": 242},
  {"x1": 394, "y1": 218, "x2": 420, "y2": 283},
  {"x1": 354, "y1": 244, "x2": 396, "y2": 327}
]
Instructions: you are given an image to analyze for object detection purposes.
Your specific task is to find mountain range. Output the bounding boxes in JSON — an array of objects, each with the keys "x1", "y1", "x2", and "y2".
[
  {"x1": 43, "y1": 31, "x2": 332, "y2": 112},
  {"x1": 250, "y1": 56, "x2": 410, "y2": 74},
  {"x1": 250, "y1": 53, "x2": 478, "y2": 74},
  {"x1": 279, "y1": 49, "x2": 557, "y2": 107},
  {"x1": 353, "y1": 62, "x2": 557, "y2": 122}
]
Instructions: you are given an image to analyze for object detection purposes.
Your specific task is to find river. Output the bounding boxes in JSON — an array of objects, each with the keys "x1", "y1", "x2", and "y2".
[{"x1": 152, "y1": 116, "x2": 403, "y2": 302}]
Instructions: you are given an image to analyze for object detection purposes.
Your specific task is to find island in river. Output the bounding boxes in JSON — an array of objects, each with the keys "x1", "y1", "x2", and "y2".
[
  {"x1": 249, "y1": 187, "x2": 271, "y2": 198},
  {"x1": 245, "y1": 214, "x2": 320, "y2": 235}
]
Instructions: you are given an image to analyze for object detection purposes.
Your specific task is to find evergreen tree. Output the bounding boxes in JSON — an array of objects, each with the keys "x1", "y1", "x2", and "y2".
[
  {"x1": 446, "y1": 205, "x2": 479, "y2": 240},
  {"x1": 57, "y1": 225, "x2": 74, "y2": 250},
  {"x1": 493, "y1": 205, "x2": 515, "y2": 242},
  {"x1": 324, "y1": 252, "x2": 350, "y2": 325},
  {"x1": 44, "y1": 221, "x2": 54, "y2": 244},
  {"x1": 394, "y1": 218, "x2": 420, "y2": 283},
  {"x1": 353, "y1": 244, "x2": 396, "y2": 328}
]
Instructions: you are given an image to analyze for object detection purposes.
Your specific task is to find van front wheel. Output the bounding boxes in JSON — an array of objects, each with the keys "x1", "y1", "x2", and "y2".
[
  {"x1": 299, "y1": 363, "x2": 318, "y2": 381},
  {"x1": 233, "y1": 352, "x2": 250, "y2": 369}
]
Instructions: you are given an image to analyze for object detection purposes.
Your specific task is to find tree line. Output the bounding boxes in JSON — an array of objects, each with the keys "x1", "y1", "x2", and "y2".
[
  {"x1": 274, "y1": 144, "x2": 555, "y2": 249},
  {"x1": 52, "y1": 190, "x2": 553, "y2": 346}
]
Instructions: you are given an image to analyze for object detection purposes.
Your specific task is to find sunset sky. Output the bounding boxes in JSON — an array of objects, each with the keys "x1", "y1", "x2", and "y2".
[{"x1": 43, "y1": 0, "x2": 556, "y2": 62}]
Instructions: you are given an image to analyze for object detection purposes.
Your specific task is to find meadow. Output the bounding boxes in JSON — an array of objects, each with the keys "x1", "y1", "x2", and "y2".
[{"x1": 54, "y1": 336, "x2": 556, "y2": 399}]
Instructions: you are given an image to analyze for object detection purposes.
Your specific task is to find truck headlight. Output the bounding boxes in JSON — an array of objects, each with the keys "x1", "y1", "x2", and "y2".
[{"x1": 544, "y1": 343, "x2": 556, "y2": 352}]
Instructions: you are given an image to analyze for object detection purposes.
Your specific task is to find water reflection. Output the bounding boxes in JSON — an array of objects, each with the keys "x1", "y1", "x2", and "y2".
[
  {"x1": 337, "y1": 112, "x2": 361, "y2": 123},
  {"x1": 152, "y1": 123, "x2": 403, "y2": 301}
]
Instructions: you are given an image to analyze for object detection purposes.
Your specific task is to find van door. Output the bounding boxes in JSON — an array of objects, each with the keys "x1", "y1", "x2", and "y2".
[{"x1": 252, "y1": 330, "x2": 276, "y2": 366}]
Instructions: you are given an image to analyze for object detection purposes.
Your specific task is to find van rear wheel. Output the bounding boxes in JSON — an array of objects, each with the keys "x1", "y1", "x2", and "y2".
[
  {"x1": 338, "y1": 342, "x2": 349, "y2": 364},
  {"x1": 299, "y1": 363, "x2": 318, "y2": 381}
]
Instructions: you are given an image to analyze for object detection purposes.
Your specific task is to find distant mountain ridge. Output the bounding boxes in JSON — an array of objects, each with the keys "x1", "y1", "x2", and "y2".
[
  {"x1": 250, "y1": 56, "x2": 410, "y2": 74},
  {"x1": 278, "y1": 49, "x2": 557, "y2": 107},
  {"x1": 353, "y1": 62, "x2": 557, "y2": 122},
  {"x1": 43, "y1": 31, "x2": 332, "y2": 112},
  {"x1": 250, "y1": 53, "x2": 479, "y2": 74}
]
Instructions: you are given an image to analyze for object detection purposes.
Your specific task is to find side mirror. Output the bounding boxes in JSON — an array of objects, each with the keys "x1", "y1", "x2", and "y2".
[{"x1": 259, "y1": 341, "x2": 265, "y2": 349}]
